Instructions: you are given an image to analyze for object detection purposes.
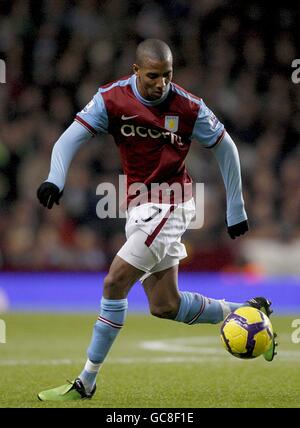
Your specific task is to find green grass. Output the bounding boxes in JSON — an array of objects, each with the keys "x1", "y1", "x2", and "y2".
[{"x1": 0, "y1": 313, "x2": 299, "y2": 408}]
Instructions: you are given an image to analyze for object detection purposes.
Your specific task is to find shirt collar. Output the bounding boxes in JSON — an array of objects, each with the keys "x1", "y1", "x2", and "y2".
[{"x1": 130, "y1": 74, "x2": 170, "y2": 106}]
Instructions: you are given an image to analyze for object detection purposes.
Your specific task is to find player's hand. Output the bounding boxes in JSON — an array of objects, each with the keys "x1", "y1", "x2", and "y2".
[
  {"x1": 227, "y1": 219, "x2": 249, "y2": 239},
  {"x1": 37, "y1": 182, "x2": 63, "y2": 209}
]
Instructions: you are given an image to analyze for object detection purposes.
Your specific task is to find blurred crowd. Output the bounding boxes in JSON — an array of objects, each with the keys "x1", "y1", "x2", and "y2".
[{"x1": 0, "y1": 0, "x2": 299, "y2": 273}]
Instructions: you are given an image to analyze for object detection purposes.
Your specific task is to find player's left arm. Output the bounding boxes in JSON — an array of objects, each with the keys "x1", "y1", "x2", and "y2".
[
  {"x1": 211, "y1": 132, "x2": 248, "y2": 239},
  {"x1": 192, "y1": 99, "x2": 248, "y2": 239}
]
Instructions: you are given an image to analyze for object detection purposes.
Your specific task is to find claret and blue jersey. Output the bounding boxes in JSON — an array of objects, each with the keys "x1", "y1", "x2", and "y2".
[
  {"x1": 75, "y1": 74, "x2": 225, "y2": 202},
  {"x1": 46, "y1": 73, "x2": 246, "y2": 226}
]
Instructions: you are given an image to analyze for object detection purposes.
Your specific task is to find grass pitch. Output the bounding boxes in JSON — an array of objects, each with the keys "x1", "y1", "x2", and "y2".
[{"x1": 0, "y1": 313, "x2": 299, "y2": 408}]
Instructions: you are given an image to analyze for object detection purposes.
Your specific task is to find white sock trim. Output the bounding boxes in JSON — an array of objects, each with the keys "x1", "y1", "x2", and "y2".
[{"x1": 84, "y1": 359, "x2": 102, "y2": 374}]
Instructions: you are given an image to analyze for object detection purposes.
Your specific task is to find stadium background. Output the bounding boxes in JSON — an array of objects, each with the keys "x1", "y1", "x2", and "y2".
[
  {"x1": 0, "y1": 0, "x2": 299, "y2": 313},
  {"x1": 1, "y1": 0, "x2": 300, "y2": 410}
]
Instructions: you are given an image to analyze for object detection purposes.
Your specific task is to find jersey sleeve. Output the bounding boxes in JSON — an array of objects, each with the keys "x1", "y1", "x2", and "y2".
[
  {"x1": 75, "y1": 90, "x2": 109, "y2": 135},
  {"x1": 211, "y1": 131, "x2": 247, "y2": 226},
  {"x1": 47, "y1": 121, "x2": 92, "y2": 191},
  {"x1": 192, "y1": 99, "x2": 225, "y2": 148}
]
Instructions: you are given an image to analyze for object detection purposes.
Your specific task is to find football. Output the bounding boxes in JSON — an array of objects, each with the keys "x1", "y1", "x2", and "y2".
[{"x1": 220, "y1": 307, "x2": 273, "y2": 359}]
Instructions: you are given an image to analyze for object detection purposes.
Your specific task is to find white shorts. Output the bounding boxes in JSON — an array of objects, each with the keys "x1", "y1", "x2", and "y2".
[{"x1": 117, "y1": 198, "x2": 195, "y2": 282}]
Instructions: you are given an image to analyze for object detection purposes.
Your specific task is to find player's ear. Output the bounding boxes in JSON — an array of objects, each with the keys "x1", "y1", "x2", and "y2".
[{"x1": 132, "y1": 64, "x2": 139, "y2": 75}]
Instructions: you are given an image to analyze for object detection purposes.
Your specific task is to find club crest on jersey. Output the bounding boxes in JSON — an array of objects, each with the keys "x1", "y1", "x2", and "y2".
[{"x1": 165, "y1": 116, "x2": 179, "y2": 133}]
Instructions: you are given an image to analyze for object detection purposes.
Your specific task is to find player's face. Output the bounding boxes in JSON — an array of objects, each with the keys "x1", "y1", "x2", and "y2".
[{"x1": 133, "y1": 58, "x2": 173, "y2": 100}]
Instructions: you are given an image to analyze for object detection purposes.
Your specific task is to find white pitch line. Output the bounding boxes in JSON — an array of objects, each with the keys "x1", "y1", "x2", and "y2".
[
  {"x1": 1, "y1": 336, "x2": 300, "y2": 366},
  {"x1": 0, "y1": 358, "x2": 83, "y2": 366},
  {"x1": 0, "y1": 351, "x2": 300, "y2": 367},
  {"x1": 1, "y1": 352, "x2": 300, "y2": 366},
  {"x1": 139, "y1": 336, "x2": 300, "y2": 361},
  {"x1": 0, "y1": 356, "x2": 217, "y2": 366}
]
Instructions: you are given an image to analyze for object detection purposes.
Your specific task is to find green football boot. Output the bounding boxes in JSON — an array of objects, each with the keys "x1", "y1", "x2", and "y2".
[
  {"x1": 38, "y1": 378, "x2": 96, "y2": 401},
  {"x1": 246, "y1": 296, "x2": 278, "y2": 362},
  {"x1": 263, "y1": 332, "x2": 278, "y2": 362}
]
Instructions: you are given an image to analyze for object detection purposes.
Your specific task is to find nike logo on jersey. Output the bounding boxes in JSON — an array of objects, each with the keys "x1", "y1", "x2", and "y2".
[{"x1": 121, "y1": 114, "x2": 139, "y2": 120}]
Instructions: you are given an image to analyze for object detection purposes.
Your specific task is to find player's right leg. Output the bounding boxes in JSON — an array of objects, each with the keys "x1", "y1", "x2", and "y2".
[{"x1": 38, "y1": 255, "x2": 144, "y2": 401}]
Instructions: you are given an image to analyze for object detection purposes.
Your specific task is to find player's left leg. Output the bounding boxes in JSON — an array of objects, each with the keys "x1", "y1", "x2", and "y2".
[
  {"x1": 143, "y1": 261, "x2": 274, "y2": 327},
  {"x1": 143, "y1": 262, "x2": 243, "y2": 325},
  {"x1": 142, "y1": 264, "x2": 181, "y2": 319}
]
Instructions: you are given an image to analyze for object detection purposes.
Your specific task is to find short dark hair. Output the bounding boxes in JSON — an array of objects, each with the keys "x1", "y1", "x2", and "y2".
[{"x1": 136, "y1": 39, "x2": 172, "y2": 66}]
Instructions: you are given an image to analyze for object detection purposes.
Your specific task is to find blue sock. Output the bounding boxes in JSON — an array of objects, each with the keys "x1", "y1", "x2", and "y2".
[
  {"x1": 175, "y1": 291, "x2": 242, "y2": 325},
  {"x1": 79, "y1": 297, "x2": 128, "y2": 392}
]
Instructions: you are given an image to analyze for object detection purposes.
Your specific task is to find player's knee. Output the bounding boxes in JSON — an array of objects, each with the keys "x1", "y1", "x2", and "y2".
[
  {"x1": 150, "y1": 303, "x2": 178, "y2": 319},
  {"x1": 103, "y1": 273, "x2": 128, "y2": 296}
]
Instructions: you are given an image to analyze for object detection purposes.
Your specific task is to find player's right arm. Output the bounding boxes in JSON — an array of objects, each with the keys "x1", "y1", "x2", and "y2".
[{"x1": 37, "y1": 90, "x2": 108, "y2": 209}]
